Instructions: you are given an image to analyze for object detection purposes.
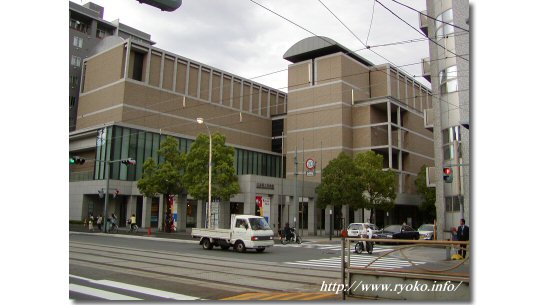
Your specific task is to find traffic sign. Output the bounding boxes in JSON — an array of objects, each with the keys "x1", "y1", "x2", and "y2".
[{"x1": 305, "y1": 158, "x2": 316, "y2": 170}]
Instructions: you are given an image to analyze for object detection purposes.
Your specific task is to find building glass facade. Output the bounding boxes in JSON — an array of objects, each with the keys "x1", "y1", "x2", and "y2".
[{"x1": 94, "y1": 125, "x2": 283, "y2": 181}]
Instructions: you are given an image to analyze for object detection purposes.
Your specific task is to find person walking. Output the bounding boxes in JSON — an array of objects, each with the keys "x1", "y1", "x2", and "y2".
[
  {"x1": 96, "y1": 214, "x2": 103, "y2": 231},
  {"x1": 88, "y1": 213, "x2": 94, "y2": 232},
  {"x1": 456, "y1": 218, "x2": 469, "y2": 258}
]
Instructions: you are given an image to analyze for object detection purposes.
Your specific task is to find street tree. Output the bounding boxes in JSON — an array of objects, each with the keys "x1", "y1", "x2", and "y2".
[
  {"x1": 183, "y1": 132, "x2": 240, "y2": 204},
  {"x1": 137, "y1": 136, "x2": 185, "y2": 229},
  {"x1": 354, "y1": 151, "x2": 397, "y2": 224},
  {"x1": 415, "y1": 165, "x2": 436, "y2": 223},
  {"x1": 315, "y1": 152, "x2": 364, "y2": 213}
]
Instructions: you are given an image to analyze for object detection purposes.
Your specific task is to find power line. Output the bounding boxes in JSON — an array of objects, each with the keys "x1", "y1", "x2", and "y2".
[
  {"x1": 389, "y1": 0, "x2": 469, "y2": 33},
  {"x1": 374, "y1": 0, "x2": 468, "y2": 62},
  {"x1": 365, "y1": 0, "x2": 376, "y2": 45}
]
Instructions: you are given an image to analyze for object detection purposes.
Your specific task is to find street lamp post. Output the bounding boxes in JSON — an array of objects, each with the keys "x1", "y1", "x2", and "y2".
[{"x1": 197, "y1": 118, "x2": 212, "y2": 229}]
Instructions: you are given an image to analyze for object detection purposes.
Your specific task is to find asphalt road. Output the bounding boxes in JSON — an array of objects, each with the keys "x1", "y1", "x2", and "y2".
[{"x1": 69, "y1": 232, "x2": 344, "y2": 301}]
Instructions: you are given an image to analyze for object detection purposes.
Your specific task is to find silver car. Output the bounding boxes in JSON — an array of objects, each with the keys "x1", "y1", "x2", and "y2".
[
  {"x1": 347, "y1": 223, "x2": 379, "y2": 237},
  {"x1": 417, "y1": 224, "x2": 435, "y2": 240}
]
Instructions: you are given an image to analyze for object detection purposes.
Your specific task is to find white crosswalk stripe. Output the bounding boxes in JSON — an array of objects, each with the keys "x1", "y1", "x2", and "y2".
[
  {"x1": 284, "y1": 255, "x2": 426, "y2": 270},
  {"x1": 69, "y1": 275, "x2": 202, "y2": 301},
  {"x1": 275, "y1": 243, "x2": 393, "y2": 253}
]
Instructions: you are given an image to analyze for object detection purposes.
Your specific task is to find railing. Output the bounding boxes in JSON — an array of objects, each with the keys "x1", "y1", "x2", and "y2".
[{"x1": 340, "y1": 237, "x2": 470, "y2": 300}]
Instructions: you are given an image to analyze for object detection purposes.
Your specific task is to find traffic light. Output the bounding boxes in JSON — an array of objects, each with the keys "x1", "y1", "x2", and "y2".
[
  {"x1": 121, "y1": 158, "x2": 136, "y2": 166},
  {"x1": 443, "y1": 167, "x2": 453, "y2": 183},
  {"x1": 70, "y1": 156, "x2": 85, "y2": 165}
]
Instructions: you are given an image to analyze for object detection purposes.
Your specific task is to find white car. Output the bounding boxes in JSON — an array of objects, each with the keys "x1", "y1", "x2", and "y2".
[
  {"x1": 417, "y1": 224, "x2": 435, "y2": 240},
  {"x1": 347, "y1": 223, "x2": 379, "y2": 237}
]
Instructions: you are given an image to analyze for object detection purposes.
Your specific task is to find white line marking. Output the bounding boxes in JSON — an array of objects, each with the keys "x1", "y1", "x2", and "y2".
[
  {"x1": 69, "y1": 274, "x2": 201, "y2": 300},
  {"x1": 69, "y1": 284, "x2": 141, "y2": 301}
]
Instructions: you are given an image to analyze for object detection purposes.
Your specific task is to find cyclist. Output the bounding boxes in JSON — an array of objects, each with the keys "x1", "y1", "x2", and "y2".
[
  {"x1": 108, "y1": 213, "x2": 118, "y2": 232},
  {"x1": 129, "y1": 214, "x2": 137, "y2": 232}
]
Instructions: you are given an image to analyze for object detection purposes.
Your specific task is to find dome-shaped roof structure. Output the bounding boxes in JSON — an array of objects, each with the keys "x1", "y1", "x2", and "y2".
[{"x1": 283, "y1": 36, "x2": 373, "y2": 67}]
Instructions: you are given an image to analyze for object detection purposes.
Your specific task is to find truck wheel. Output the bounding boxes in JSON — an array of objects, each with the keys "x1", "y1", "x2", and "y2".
[
  {"x1": 234, "y1": 241, "x2": 246, "y2": 253},
  {"x1": 256, "y1": 248, "x2": 265, "y2": 253},
  {"x1": 202, "y1": 238, "x2": 213, "y2": 250}
]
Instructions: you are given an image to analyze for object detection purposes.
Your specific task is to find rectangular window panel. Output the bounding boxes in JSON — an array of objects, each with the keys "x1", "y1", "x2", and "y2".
[
  {"x1": 136, "y1": 131, "x2": 145, "y2": 179},
  {"x1": 120, "y1": 128, "x2": 130, "y2": 180},
  {"x1": 128, "y1": 129, "x2": 137, "y2": 181},
  {"x1": 237, "y1": 150, "x2": 243, "y2": 175},
  {"x1": 111, "y1": 127, "x2": 122, "y2": 179}
]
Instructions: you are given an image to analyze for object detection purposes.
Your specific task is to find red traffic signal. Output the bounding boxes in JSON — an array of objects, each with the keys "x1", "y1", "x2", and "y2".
[
  {"x1": 443, "y1": 167, "x2": 453, "y2": 183},
  {"x1": 121, "y1": 158, "x2": 136, "y2": 166}
]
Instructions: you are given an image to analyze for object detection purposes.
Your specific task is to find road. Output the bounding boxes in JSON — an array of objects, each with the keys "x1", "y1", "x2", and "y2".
[
  {"x1": 69, "y1": 232, "x2": 441, "y2": 301},
  {"x1": 69, "y1": 232, "x2": 345, "y2": 301}
]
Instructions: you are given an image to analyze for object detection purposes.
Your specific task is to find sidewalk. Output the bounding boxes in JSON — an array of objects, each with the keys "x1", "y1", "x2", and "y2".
[{"x1": 69, "y1": 223, "x2": 342, "y2": 243}]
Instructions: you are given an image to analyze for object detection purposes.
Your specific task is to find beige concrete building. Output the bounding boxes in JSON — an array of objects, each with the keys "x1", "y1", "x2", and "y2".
[
  {"x1": 283, "y1": 37, "x2": 434, "y2": 229},
  {"x1": 70, "y1": 34, "x2": 435, "y2": 234}
]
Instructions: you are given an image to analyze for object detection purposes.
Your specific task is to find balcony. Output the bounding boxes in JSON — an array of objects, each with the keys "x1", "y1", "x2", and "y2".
[
  {"x1": 422, "y1": 57, "x2": 431, "y2": 83},
  {"x1": 423, "y1": 108, "x2": 434, "y2": 131},
  {"x1": 419, "y1": 10, "x2": 429, "y2": 35}
]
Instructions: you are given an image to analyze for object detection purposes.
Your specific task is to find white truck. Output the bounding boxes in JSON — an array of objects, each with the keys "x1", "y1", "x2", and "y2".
[{"x1": 191, "y1": 214, "x2": 275, "y2": 253}]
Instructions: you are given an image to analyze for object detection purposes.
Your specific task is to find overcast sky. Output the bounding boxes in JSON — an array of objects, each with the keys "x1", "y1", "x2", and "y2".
[{"x1": 71, "y1": 0, "x2": 431, "y2": 91}]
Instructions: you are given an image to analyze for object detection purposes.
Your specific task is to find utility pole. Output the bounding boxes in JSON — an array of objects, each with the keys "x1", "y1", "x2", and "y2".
[{"x1": 294, "y1": 145, "x2": 298, "y2": 229}]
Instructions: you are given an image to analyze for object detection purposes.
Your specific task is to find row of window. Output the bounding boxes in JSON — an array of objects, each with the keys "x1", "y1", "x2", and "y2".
[
  {"x1": 69, "y1": 96, "x2": 77, "y2": 109},
  {"x1": 94, "y1": 126, "x2": 283, "y2": 181},
  {"x1": 70, "y1": 18, "x2": 110, "y2": 39}
]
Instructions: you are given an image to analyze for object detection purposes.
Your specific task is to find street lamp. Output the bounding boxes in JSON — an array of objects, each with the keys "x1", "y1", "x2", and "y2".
[{"x1": 196, "y1": 118, "x2": 212, "y2": 229}]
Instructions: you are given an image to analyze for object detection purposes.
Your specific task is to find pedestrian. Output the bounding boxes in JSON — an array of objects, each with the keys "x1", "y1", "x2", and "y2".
[
  {"x1": 96, "y1": 214, "x2": 103, "y2": 231},
  {"x1": 456, "y1": 218, "x2": 469, "y2": 258},
  {"x1": 88, "y1": 213, "x2": 94, "y2": 232}
]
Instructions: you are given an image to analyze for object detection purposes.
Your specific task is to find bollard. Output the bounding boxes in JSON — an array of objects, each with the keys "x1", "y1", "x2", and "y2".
[{"x1": 148, "y1": 227, "x2": 151, "y2": 236}]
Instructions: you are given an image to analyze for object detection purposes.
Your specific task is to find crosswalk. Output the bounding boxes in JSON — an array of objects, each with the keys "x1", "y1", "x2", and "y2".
[
  {"x1": 221, "y1": 292, "x2": 340, "y2": 301},
  {"x1": 274, "y1": 242, "x2": 393, "y2": 254},
  {"x1": 284, "y1": 255, "x2": 427, "y2": 270},
  {"x1": 69, "y1": 275, "x2": 202, "y2": 301}
]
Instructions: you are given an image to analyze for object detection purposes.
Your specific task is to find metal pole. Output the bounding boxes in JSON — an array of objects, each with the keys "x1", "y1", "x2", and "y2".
[
  {"x1": 104, "y1": 160, "x2": 110, "y2": 232},
  {"x1": 281, "y1": 132, "x2": 284, "y2": 232},
  {"x1": 341, "y1": 237, "x2": 346, "y2": 300},
  {"x1": 301, "y1": 137, "x2": 304, "y2": 237},
  {"x1": 330, "y1": 209, "x2": 333, "y2": 241},
  {"x1": 294, "y1": 145, "x2": 298, "y2": 229},
  {"x1": 197, "y1": 118, "x2": 212, "y2": 229},
  {"x1": 208, "y1": 128, "x2": 212, "y2": 229}
]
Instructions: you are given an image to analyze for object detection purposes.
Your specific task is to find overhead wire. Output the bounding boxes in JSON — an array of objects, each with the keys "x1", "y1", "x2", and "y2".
[
  {"x1": 389, "y1": 0, "x2": 469, "y2": 33},
  {"x1": 374, "y1": 0, "x2": 468, "y2": 62}
]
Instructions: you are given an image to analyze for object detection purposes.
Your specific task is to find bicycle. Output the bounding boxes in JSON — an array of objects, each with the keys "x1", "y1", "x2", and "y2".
[
  {"x1": 128, "y1": 223, "x2": 139, "y2": 233},
  {"x1": 108, "y1": 222, "x2": 119, "y2": 233}
]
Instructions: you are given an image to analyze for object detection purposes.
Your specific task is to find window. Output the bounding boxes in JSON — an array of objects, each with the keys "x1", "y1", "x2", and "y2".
[
  {"x1": 439, "y1": 65, "x2": 458, "y2": 94},
  {"x1": 445, "y1": 196, "x2": 462, "y2": 212},
  {"x1": 435, "y1": 9, "x2": 454, "y2": 40},
  {"x1": 71, "y1": 55, "x2": 81, "y2": 67},
  {"x1": 96, "y1": 29, "x2": 106, "y2": 39},
  {"x1": 73, "y1": 36, "x2": 83, "y2": 48},
  {"x1": 70, "y1": 75, "x2": 79, "y2": 88},
  {"x1": 69, "y1": 96, "x2": 77, "y2": 109},
  {"x1": 70, "y1": 19, "x2": 88, "y2": 33}
]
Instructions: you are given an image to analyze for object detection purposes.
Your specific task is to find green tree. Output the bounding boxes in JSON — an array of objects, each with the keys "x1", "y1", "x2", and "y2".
[
  {"x1": 137, "y1": 136, "x2": 185, "y2": 210},
  {"x1": 315, "y1": 152, "x2": 364, "y2": 211},
  {"x1": 415, "y1": 165, "x2": 436, "y2": 222},
  {"x1": 355, "y1": 151, "x2": 397, "y2": 224},
  {"x1": 183, "y1": 132, "x2": 240, "y2": 203}
]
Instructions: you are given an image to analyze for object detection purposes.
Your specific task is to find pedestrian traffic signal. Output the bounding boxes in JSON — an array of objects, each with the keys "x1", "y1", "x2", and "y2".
[
  {"x1": 121, "y1": 158, "x2": 136, "y2": 166},
  {"x1": 70, "y1": 156, "x2": 85, "y2": 165},
  {"x1": 443, "y1": 167, "x2": 453, "y2": 183}
]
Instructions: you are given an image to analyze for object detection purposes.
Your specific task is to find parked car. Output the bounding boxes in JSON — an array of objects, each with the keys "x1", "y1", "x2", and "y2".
[
  {"x1": 375, "y1": 224, "x2": 420, "y2": 242},
  {"x1": 347, "y1": 223, "x2": 379, "y2": 237},
  {"x1": 417, "y1": 224, "x2": 435, "y2": 240}
]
